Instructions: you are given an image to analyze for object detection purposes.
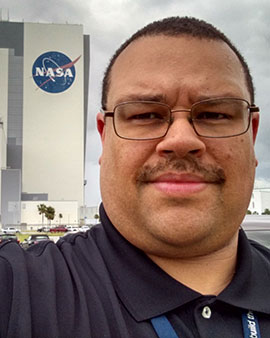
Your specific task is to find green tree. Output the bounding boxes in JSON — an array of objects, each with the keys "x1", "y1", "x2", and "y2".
[
  {"x1": 94, "y1": 213, "x2": 100, "y2": 222},
  {"x1": 262, "y1": 208, "x2": 270, "y2": 215},
  {"x1": 59, "y1": 213, "x2": 63, "y2": 224},
  {"x1": 45, "y1": 206, "x2": 55, "y2": 225},
  {"x1": 37, "y1": 204, "x2": 47, "y2": 225},
  {"x1": 252, "y1": 211, "x2": 259, "y2": 215},
  {"x1": 246, "y1": 210, "x2": 252, "y2": 215}
]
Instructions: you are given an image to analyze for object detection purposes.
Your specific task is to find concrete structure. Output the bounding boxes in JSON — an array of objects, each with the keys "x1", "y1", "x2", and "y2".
[
  {"x1": 0, "y1": 19, "x2": 89, "y2": 227},
  {"x1": 80, "y1": 205, "x2": 100, "y2": 225},
  {"x1": 21, "y1": 201, "x2": 79, "y2": 230},
  {"x1": 248, "y1": 188, "x2": 270, "y2": 214}
]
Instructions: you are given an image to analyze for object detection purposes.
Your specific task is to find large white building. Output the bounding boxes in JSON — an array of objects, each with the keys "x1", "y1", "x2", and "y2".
[
  {"x1": 0, "y1": 19, "x2": 89, "y2": 227},
  {"x1": 248, "y1": 188, "x2": 270, "y2": 214}
]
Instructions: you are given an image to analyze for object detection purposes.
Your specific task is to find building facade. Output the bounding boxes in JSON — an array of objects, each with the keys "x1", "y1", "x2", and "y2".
[
  {"x1": 248, "y1": 189, "x2": 270, "y2": 214},
  {"x1": 21, "y1": 200, "x2": 79, "y2": 230},
  {"x1": 0, "y1": 19, "x2": 89, "y2": 227}
]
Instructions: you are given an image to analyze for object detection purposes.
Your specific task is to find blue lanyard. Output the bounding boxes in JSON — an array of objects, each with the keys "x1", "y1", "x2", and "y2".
[
  {"x1": 242, "y1": 311, "x2": 261, "y2": 338},
  {"x1": 151, "y1": 311, "x2": 261, "y2": 338},
  {"x1": 151, "y1": 315, "x2": 178, "y2": 338}
]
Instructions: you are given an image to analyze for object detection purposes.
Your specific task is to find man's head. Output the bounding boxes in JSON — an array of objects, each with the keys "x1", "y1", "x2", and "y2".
[{"x1": 97, "y1": 17, "x2": 259, "y2": 258}]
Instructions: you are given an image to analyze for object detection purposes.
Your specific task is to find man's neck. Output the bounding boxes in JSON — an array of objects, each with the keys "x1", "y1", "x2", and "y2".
[{"x1": 147, "y1": 234, "x2": 239, "y2": 296}]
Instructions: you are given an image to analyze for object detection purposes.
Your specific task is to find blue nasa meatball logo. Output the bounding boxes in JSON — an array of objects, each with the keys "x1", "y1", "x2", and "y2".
[{"x1": 32, "y1": 51, "x2": 81, "y2": 93}]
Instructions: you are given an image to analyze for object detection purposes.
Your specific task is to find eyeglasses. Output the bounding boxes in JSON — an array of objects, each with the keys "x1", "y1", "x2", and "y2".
[{"x1": 101, "y1": 97, "x2": 259, "y2": 140}]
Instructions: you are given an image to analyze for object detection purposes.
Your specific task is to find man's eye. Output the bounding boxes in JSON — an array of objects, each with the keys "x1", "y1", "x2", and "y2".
[
  {"x1": 195, "y1": 112, "x2": 230, "y2": 120},
  {"x1": 129, "y1": 112, "x2": 164, "y2": 120}
]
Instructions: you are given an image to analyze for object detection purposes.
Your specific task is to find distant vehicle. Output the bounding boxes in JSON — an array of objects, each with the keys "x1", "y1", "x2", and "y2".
[
  {"x1": 21, "y1": 234, "x2": 50, "y2": 249},
  {"x1": 2, "y1": 227, "x2": 20, "y2": 234},
  {"x1": 80, "y1": 225, "x2": 90, "y2": 232},
  {"x1": 49, "y1": 226, "x2": 68, "y2": 233},
  {"x1": 66, "y1": 226, "x2": 80, "y2": 233},
  {"x1": 37, "y1": 226, "x2": 50, "y2": 232},
  {"x1": 0, "y1": 233, "x2": 20, "y2": 244}
]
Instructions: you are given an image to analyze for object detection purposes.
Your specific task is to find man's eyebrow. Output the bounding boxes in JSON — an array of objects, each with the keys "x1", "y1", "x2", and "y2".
[
  {"x1": 115, "y1": 93, "x2": 167, "y2": 104},
  {"x1": 194, "y1": 93, "x2": 242, "y2": 102}
]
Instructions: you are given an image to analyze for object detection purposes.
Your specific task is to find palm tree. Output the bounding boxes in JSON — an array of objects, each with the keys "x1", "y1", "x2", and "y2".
[
  {"x1": 37, "y1": 204, "x2": 47, "y2": 225},
  {"x1": 45, "y1": 206, "x2": 55, "y2": 225}
]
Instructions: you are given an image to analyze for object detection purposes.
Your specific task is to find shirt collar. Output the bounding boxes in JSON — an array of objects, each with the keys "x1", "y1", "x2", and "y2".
[
  {"x1": 218, "y1": 229, "x2": 270, "y2": 314},
  {"x1": 99, "y1": 204, "x2": 270, "y2": 320},
  {"x1": 99, "y1": 203, "x2": 200, "y2": 321}
]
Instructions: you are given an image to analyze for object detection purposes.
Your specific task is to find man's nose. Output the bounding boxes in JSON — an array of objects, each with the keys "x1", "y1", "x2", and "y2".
[{"x1": 155, "y1": 115, "x2": 206, "y2": 158}]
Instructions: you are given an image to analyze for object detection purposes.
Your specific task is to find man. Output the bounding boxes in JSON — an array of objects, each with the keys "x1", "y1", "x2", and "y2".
[{"x1": 0, "y1": 16, "x2": 268, "y2": 338}]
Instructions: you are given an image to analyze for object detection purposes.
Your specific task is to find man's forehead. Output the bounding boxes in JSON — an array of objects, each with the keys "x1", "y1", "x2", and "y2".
[
  {"x1": 107, "y1": 35, "x2": 248, "y2": 105},
  {"x1": 112, "y1": 34, "x2": 238, "y2": 68}
]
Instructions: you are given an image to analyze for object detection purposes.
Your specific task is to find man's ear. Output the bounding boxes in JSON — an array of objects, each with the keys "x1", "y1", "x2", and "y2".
[
  {"x1": 96, "y1": 112, "x2": 106, "y2": 143},
  {"x1": 251, "y1": 111, "x2": 260, "y2": 144},
  {"x1": 251, "y1": 111, "x2": 260, "y2": 167},
  {"x1": 96, "y1": 112, "x2": 106, "y2": 165}
]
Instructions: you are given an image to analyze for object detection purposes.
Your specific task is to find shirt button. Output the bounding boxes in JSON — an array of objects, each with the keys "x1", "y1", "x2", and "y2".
[{"x1": 202, "y1": 306, "x2": 212, "y2": 319}]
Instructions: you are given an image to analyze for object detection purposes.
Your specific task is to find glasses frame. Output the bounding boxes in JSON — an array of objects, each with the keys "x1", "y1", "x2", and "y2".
[{"x1": 101, "y1": 97, "x2": 259, "y2": 141}]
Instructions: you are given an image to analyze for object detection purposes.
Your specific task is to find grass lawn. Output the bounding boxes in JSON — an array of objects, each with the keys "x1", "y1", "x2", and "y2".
[{"x1": 17, "y1": 232, "x2": 66, "y2": 242}]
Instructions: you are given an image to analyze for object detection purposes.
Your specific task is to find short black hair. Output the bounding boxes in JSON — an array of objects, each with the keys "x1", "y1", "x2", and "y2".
[{"x1": 101, "y1": 16, "x2": 254, "y2": 109}]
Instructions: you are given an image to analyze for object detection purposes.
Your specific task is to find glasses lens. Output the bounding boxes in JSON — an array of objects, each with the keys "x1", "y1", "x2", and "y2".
[
  {"x1": 191, "y1": 98, "x2": 250, "y2": 137},
  {"x1": 114, "y1": 102, "x2": 170, "y2": 140}
]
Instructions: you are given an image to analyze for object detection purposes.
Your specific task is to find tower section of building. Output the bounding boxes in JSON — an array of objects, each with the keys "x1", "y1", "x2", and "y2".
[{"x1": 0, "y1": 20, "x2": 89, "y2": 227}]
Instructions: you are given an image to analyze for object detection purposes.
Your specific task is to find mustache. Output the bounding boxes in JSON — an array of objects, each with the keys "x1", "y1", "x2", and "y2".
[{"x1": 136, "y1": 155, "x2": 226, "y2": 184}]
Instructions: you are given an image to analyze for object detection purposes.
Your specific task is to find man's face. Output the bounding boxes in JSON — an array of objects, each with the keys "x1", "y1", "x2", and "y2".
[{"x1": 97, "y1": 35, "x2": 259, "y2": 258}]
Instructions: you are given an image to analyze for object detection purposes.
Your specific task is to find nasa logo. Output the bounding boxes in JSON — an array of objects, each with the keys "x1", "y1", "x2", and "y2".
[{"x1": 32, "y1": 51, "x2": 81, "y2": 93}]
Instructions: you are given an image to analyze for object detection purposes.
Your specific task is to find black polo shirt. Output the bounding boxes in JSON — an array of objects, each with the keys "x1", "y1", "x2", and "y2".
[{"x1": 0, "y1": 203, "x2": 270, "y2": 338}]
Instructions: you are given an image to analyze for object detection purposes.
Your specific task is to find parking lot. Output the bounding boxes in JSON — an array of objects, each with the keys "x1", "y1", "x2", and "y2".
[
  {"x1": 241, "y1": 215, "x2": 270, "y2": 248},
  {"x1": 0, "y1": 225, "x2": 92, "y2": 249}
]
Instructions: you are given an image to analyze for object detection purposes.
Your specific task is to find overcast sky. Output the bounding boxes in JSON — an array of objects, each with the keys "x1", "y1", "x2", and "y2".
[{"x1": 1, "y1": 0, "x2": 270, "y2": 206}]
